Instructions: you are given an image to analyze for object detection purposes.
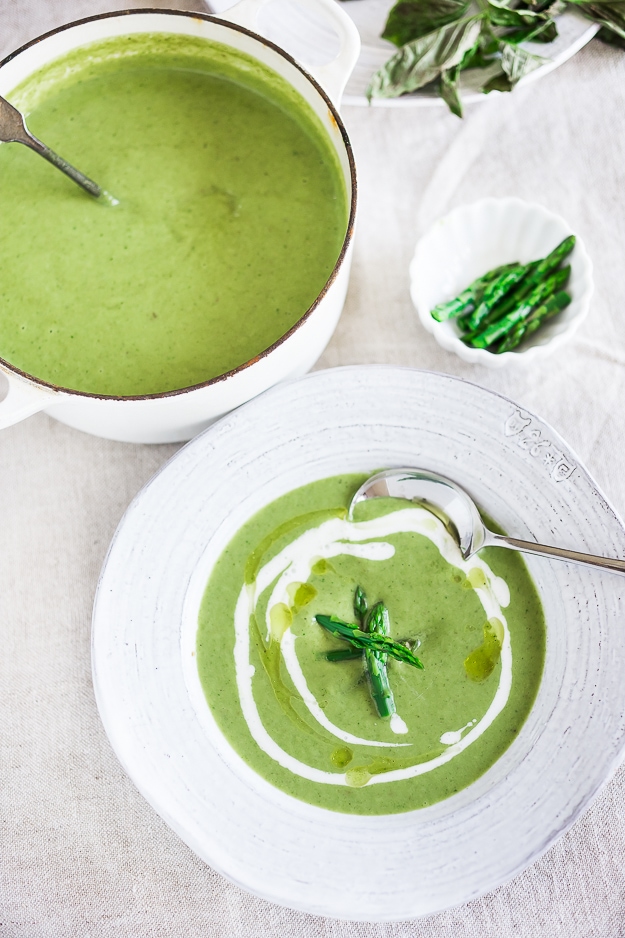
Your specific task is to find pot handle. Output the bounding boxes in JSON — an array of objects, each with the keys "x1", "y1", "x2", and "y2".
[
  {"x1": 0, "y1": 367, "x2": 58, "y2": 429},
  {"x1": 220, "y1": 0, "x2": 361, "y2": 108}
]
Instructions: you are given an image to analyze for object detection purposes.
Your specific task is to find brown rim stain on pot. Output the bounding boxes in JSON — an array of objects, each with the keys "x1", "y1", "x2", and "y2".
[{"x1": 0, "y1": 8, "x2": 357, "y2": 403}]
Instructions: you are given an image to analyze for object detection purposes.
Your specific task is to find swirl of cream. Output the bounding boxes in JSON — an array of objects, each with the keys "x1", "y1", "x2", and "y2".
[{"x1": 233, "y1": 507, "x2": 511, "y2": 786}]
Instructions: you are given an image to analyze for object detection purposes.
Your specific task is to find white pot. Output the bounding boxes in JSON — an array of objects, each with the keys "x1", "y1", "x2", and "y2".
[{"x1": 0, "y1": 2, "x2": 359, "y2": 443}]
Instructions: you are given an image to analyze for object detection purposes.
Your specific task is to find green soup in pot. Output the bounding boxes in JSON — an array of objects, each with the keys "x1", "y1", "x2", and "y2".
[
  {"x1": 0, "y1": 33, "x2": 349, "y2": 397},
  {"x1": 197, "y1": 474, "x2": 546, "y2": 815}
]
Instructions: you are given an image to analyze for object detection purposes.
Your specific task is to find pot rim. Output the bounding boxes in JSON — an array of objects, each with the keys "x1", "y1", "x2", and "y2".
[{"x1": 0, "y1": 7, "x2": 357, "y2": 402}]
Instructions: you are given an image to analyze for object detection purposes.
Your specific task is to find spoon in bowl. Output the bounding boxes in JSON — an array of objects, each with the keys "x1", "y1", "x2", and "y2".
[
  {"x1": 0, "y1": 93, "x2": 101, "y2": 197},
  {"x1": 349, "y1": 468, "x2": 625, "y2": 576}
]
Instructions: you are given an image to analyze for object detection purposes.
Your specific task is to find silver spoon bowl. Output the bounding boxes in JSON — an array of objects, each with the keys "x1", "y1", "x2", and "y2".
[{"x1": 350, "y1": 467, "x2": 625, "y2": 576}]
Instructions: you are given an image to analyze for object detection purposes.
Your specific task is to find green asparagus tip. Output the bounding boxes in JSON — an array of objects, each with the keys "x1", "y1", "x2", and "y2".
[
  {"x1": 326, "y1": 648, "x2": 362, "y2": 663},
  {"x1": 354, "y1": 585, "x2": 368, "y2": 622},
  {"x1": 315, "y1": 614, "x2": 425, "y2": 670}
]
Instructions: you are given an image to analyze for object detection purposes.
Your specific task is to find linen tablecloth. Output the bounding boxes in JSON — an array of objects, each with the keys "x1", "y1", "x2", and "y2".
[{"x1": 2, "y1": 2, "x2": 625, "y2": 934}]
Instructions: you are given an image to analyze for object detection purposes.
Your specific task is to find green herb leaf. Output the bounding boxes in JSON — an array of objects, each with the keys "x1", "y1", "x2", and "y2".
[
  {"x1": 482, "y1": 69, "x2": 514, "y2": 92},
  {"x1": 487, "y1": 0, "x2": 552, "y2": 27},
  {"x1": 499, "y1": 40, "x2": 546, "y2": 86},
  {"x1": 596, "y1": 23, "x2": 625, "y2": 46},
  {"x1": 504, "y1": 18, "x2": 559, "y2": 42},
  {"x1": 568, "y1": 1, "x2": 625, "y2": 42},
  {"x1": 367, "y1": 16, "x2": 483, "y2": 99},
  {"x1": 532, "y1": 0, "x2": 567, "y2": 14},
  {"x1": 382, "y1": 0, "x2": 470, "y2": 46},
  {"x1": 458, "y1": 21, "x2": 500, "y2": 68},
  {"x1": 439, "y1": 66, "x2": 463, "y2": 116}
]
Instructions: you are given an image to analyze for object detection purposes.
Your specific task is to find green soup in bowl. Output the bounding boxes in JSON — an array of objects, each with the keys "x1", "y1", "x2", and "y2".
[
  {"x1": 197, "y1": 473, "x2": 546, "y2": 814},
  {"x1": 0, "y1": 30, "x2": 349, "y2": 398}
]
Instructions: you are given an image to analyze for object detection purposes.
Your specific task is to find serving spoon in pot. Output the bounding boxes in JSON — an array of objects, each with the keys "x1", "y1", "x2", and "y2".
[
  {"x1": 349, "y1": 468, "x2": 625, "y2": 576},
  {"x1": 0, "y1": 93, "x2": 101, "y2": 197}
]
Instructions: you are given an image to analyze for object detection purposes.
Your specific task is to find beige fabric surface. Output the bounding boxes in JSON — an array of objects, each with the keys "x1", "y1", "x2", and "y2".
[{"x1": 2, "y1": 1, "x2": 625, "y2": 934}]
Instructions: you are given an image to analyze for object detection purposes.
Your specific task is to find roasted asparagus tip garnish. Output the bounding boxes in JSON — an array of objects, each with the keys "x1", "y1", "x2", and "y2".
[
  {"x1": 354, "y1": 584, "x2": 368, "y2": 622},
  {"x1": 364, "y1": 601, "x2": 395, "y2": 719},
  {"x1": 315, "y1": 614, "x2": 425, "y2": 670}
]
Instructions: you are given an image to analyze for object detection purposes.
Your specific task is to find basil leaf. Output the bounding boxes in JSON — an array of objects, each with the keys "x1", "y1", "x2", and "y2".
[
  {"x1": 543, "y1": 1, "x2": 568, "y2": 16},
  {"x1": 482, "y1": 69, "x2": 514, "y2": 92},
  {"x1": 568, "y1": 1, "x2": 625, "y2": 41},
  {"x1": 439, "y1": 66, "x2": 463, "y2": 115},
  {"x1": 459, "y1": 21, "x2": 500, "y2": 67},
  {"x1": 368, "y1": 16, "x2": 483, "y2": 99},
  {"x1": 382, "y1": 0, "x2": 470, "y2": 46},
  {"x1": 509, "y1": 0, "x2": 561, "y2": 11},
  {"x1": 596, "y1": 23, "x2": 625, "y2": 46},
  {"x1": 504, "y1": 18, "x2": 559, "y2": 41},
  {"x1": 487, "y1": 0, "x2": 551, "y2": 27},
  {"x1": 499, "y1": 40, "x2": 546, "y2": 85}
]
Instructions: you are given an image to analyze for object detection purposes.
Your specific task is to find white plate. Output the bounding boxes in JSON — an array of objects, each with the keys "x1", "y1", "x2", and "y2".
[
  {"x1": 92, "y1": 366, "x2": 625, "y2": 920},
  {"x1": 206, "y1": 0, "x2": 599, "y2": 107}
]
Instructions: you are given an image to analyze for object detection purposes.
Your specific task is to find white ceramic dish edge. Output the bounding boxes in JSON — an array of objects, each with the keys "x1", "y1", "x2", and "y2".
[{"x1": 92, "y1": 365, "x2": 625, "y2": 920}]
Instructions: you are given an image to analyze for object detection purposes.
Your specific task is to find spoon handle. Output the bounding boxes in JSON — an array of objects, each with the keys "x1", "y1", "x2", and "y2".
[
  {"x1": 0, "y1": 93, "x2": 101, "y2": 197},
  {"x1": 487, "y1": 532, "x2": 625, "y2": 575},
  {"x1": 27, "y1": 137, "x2": 102, "y2": 198}
]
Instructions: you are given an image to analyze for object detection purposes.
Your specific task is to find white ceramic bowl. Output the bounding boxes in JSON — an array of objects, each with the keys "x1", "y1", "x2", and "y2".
[
  {"x1": 92, "y1": 365, "x2": 625, "y2": 920},
  {"x1": 0, "y1": 2, "x2": 360, "y2": 443},
  {"x1": 410, "y1": 198, "x2": 594, "y2": 368}
]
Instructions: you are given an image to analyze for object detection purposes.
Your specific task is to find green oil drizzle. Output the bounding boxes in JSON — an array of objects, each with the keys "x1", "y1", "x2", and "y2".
[
  {"x1": 464, "y1": 568, "x2": 487, "y2": 590},
  {"x1": 250, "y1": 613, "x2": 325, "y2": 741},
  {"x1": 312, "y1": 558, "x2": 335, "y2": 576},
  {"x1": 293, "y1": 582, "x2": 317, "y2": 608},
  {"x1": 244, "y1": 509, "x2": 346, "y2": 585},
  {"x1": 286, "y1": 580, "x2": 317, "y2": 611},
  {"x1": 344, "y1": 748, "x2": 444, "y2": 788},
  {"x1": 464, "y1": 617, "x2": 504, "y2": 682},
  {"x1": 269, "y1": 602, "x2": 292, "y2": 641},
  {"x1": 331, "y1": 747, "x2": 353, "y2": 769}
]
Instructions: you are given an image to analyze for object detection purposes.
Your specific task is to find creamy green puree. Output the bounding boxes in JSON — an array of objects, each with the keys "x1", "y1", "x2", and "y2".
[
  {"x1": 197, "y1": 474, "x2": 545, "y2": 815},
  {"x1": 0, "y1": 34, "x2": 348, "y2": 396}
]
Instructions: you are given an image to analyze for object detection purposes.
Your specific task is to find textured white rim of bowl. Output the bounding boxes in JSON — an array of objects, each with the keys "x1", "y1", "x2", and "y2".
[
  {"x1": 410, "y1": 197, "x2": 594, "y2": 368},
  {"x1": 92, "y1": 365, "x2": 625, "y2": 920}
]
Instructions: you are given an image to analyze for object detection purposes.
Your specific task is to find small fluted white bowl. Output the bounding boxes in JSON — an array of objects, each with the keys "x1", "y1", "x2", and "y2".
[{"x1": 410, "y1": 198, "x2": 594, "y2": 368}]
